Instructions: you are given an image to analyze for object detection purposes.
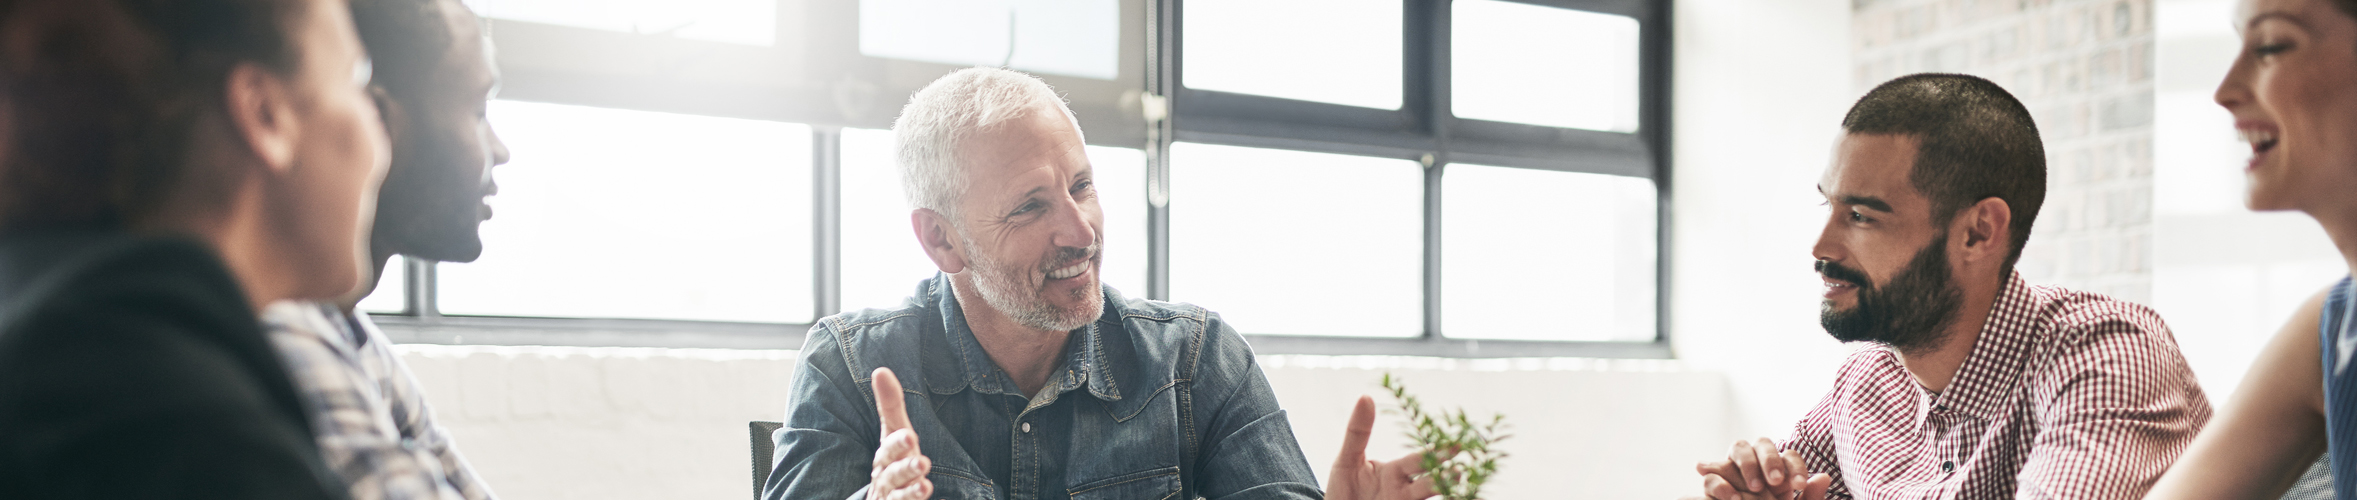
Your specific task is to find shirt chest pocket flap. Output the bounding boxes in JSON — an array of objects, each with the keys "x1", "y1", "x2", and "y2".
[{"x1": 1068, "y1": 466, "x2": 1181, "y2": 500}]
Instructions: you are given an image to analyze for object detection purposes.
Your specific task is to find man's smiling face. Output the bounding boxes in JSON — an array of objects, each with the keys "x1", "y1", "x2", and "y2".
[
  {"x1": 949, "y1": 103, "x2": 1104, "y2": 332},
  {"x1": 1813, "y1": 133, "x2": 1965, "y2": 352}
]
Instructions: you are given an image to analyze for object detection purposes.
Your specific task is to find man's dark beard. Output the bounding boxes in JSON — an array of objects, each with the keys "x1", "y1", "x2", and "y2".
[{"x1": 1818, "y1": 236, "x2": 1964, "y2": 353}]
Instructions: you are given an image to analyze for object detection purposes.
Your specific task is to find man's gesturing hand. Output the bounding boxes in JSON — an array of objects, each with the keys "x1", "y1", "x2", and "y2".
[
  {"x1": 868, "y1": 367, "x2": 932, "y2": 500},
  {"x1": 1690, "y1": 438, "x2": 1830, "y2": 500},
  {"x1": 1325, "y1": 396, "x2": 1440, "y2": 500}
]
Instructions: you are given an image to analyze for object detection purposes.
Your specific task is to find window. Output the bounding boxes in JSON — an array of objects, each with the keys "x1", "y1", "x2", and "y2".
[
  {"x1": 435, "y1": 100, "x2": 814, "y2": 323},
  {"x1": 1169, "y1": 143, "x2": 1423, "y2": 337},
  {"x1": 1441, "y1": 165, "x2": 1655, "y2": 341},
  {"x1": 463, "y1": 0, "x2": 776, "y2": 46},
  {"x1": 858, "y1": 0, "x2": 1122, "y2": 80},
  {"x1": 379, "y1": 0, "x2": 1668, "y2": 359},
  {"x1": 1181, "y1": 0, "x2": 1403, "y2": 109},
  {"x1": 1165, "y1": 0, "x2": 1668, "y2": 355},
  {"x1": 1451, "y1": 0, "x2": 1641, "y2": 132},
  {"x1": 836, "y1": 128, "x2": 941, "y2": 312}
]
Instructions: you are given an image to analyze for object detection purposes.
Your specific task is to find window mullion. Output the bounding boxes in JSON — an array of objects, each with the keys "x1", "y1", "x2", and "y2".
[{"x1": 814, "y1": 126, "x2": 843, "y2": 321}]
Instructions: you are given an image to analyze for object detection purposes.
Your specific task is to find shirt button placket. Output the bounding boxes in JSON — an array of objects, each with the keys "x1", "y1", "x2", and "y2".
[{"x1": 1014, "y1": 417, "x2": 1035, "y2": 500}]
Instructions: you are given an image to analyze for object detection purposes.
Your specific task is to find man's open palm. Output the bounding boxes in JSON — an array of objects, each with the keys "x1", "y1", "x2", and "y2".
[{"x1": 1326, "y1": 396, "x2": 1440, "y2": 500}]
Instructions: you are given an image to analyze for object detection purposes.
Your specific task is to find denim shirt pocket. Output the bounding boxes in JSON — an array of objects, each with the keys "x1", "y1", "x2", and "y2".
[
  {"x1": 1068, "y1": 466, "x2": 1182, "y2": 500},
  {"x1": 927, "y1": 466, "x2": 999, "y2": 499}
]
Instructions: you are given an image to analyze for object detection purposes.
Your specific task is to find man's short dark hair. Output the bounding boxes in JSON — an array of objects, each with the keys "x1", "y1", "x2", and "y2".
[
  {"x1": 0, "y1": 0, "x2": 304, "y2": 232},
  {"x1": 1841, "y1": 73, "x2": 2046, "y2": 273},
  {"x1": 349, "y1": 0, "x2": 458, "y2": 102}
]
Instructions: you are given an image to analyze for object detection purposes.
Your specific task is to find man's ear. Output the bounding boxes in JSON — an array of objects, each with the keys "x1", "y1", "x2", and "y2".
[
  {"x1": 223, "y1": 62, "x2": 300, "y2": 174},
  {"x1": 1955, "y1": 197, "x2": 2013, "y2": 264},
  {"x1": 913, "y1": 208, "x2": 967, "y2": 274}
]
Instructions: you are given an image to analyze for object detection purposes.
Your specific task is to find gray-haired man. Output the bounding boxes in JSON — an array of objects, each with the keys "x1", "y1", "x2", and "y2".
[{"x1": 761, "y1": 68, "x2": 1437, "y2": 500}]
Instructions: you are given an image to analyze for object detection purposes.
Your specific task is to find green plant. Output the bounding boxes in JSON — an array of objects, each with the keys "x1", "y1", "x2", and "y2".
[{"x1": 1382, "y1": 373, "x2": 1510, "y2": 500}]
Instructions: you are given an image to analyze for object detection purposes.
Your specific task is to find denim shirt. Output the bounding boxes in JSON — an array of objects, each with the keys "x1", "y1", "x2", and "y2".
[{"x1": 762, "y1": 274, "x2": 1320, "y2": 500}]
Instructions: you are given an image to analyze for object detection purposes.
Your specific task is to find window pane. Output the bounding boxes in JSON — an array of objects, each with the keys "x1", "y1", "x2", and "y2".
[
  {"x1": 839, "y1": 128, "x2": 1148, "y2": 311},
  {"x1": 463, "y1": 0, "x2": 775, "y2": 46},
  {"x1": 1088, "y1": 147, "x2": 1151, "y2": 298},
  {"x1": 438, "y1": 100, "x2": 813, "y2": 323},
  {"x1": 357, "y1": 258, "x2": 407, "y2": 315},
  {"x1": 837, "y1": 128, "x2": 937, "y2": 312},
  {"x1": 1183, "y1": 0, "x2": 1402, "y2": 110},
  {"x1": 1170, "y1": 143, "x2": 1421, "y2": 337},
  {"x1": 1442, "y1": 164, "x2": 1655, "y2": 341},
  {"x1": 859, "y1": 0, "x2": 1120, "y2": 80},
  {"x1": 1451, "y1": 0, "x2": 1641, "y2": 133}
]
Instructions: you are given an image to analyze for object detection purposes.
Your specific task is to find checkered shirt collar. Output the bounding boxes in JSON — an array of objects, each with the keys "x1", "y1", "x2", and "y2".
[{"x1": 1925, "y1": 271, "x2": 2039, "y2": 421}]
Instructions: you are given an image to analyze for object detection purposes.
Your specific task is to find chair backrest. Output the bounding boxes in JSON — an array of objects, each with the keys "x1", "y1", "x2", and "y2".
[
  {"x1": 750, "y1": 421, "x2": 785, "y2": 499},
  {"x1": 2282, "y1": 454, "x2": 2335, "y2": 500}
]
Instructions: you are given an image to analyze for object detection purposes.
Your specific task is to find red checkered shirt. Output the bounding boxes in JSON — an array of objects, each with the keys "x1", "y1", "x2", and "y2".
[{"x1": 1782, "y1": 273, "x2": 2211, "y2": 500}]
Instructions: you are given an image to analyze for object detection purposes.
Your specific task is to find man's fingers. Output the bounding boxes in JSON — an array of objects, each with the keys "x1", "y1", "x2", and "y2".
[
  {"x1": 1702, "y1": 473, "x2": 1742, "y2": 500},
  {"x1": 881, "y1": 478, "x2": 932, "y2": 500},
  {"x1": 1801, "y1": 473, "x2": 1832, "y2": 500},
  {"x1": 871, "y1": 368, "x2": 914, "y2": 436},
  {"x1": 1695, "y1": 459, "x2": 1736, "y2": 478},
  {"x1": 1334, "y1": 395, "x2": 1376, "y2": 472},
  {"x1": 1727, "y1": 440, "x2": 1763, "y2": 493},
  {"x1": 1406, "y1": 473, "x2": 1440, "y2": 497},
  {"x1": 1750, "y1": 437, "x2": 1784, "y2": 488},
  {"x1": 876, "y1": 455, "x2": 931, "y2": 491},
  {"x1": 1378, "y1": 450, "x2": 1426, "y2": 477},
  {"x1": 1780, "y1": 449, "x2": 1812, "y2": 484},
  {"x1": 871, "y1": 429, "x2": 920, "y2": 470}
]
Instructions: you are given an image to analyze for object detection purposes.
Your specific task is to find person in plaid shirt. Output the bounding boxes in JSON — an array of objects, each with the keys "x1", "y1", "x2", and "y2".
[
  {"x1": 1689, "y1": 74, "x2": 2212, "y2": 500},
  {"x1": 261, "y1": 0, "x2": 509, "y2": 498}
]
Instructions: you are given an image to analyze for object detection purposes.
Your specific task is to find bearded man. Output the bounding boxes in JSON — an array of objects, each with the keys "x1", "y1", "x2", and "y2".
[
  {"x1": 1688, "y1": 73, "x2": 2212, "y2": 500},
  {"x1": 763, "y1": 68, "x2": 1439, "y2": 500}
]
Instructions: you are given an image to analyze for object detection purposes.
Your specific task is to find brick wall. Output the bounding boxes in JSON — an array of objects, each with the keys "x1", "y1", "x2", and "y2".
[{"x1": 1852, "y1": 0, "x2": 2156, "y2": 303}]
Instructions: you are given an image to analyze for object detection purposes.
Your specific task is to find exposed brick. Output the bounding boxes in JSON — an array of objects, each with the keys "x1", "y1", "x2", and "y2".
[{"x1": 1859, "y1": 0, "x2": 2154, "y2": 303}]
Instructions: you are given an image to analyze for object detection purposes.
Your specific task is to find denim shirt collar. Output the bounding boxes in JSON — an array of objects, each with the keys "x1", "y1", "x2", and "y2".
[{"x1": 922, "y1": 273, "x2": 1126, "y2": 402}]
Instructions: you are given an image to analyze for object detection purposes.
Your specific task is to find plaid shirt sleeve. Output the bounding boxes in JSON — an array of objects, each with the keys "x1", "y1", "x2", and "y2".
[
  {"x1": 2015, "y1": 311, "x2": 2209, "y2": 500},
  {"x1": 265, "y1": 302, "x2": 468, "y2": 500},
  {"x1": 353, "y1": 314, "x2": 499, "y2": 500},
  {"x1": 1785, "y1": 356, "x2": 1868, "y2": 500}
]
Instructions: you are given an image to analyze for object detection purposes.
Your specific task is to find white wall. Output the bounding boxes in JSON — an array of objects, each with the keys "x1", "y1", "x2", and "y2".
[
  {"x1": 1668, "y1": 0, "x2": 1860, "y2": 440},
  {"x1": 401, "y1": 346, "x2": 1731, "y2": 500}
]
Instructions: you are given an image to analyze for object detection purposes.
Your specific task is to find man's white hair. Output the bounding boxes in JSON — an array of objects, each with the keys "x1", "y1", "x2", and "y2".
[{"x1": 892, "y1": 67, "x2": 1084, "y2": 220}]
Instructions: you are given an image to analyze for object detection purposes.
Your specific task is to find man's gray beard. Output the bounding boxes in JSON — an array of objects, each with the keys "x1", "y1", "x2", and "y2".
[{"x1": 961, "y1": 233, "x2": 1102, "y2": 332}]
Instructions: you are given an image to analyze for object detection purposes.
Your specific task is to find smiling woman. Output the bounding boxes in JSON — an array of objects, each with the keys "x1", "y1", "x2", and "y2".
[{"x1": 2145, "y1": 0, "x2": 2357, "y2": 497}]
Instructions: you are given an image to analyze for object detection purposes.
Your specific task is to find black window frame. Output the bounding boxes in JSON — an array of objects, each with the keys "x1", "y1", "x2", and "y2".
[{"x1": 376, "y1": 0, "x2": 1675, "y2": 359}]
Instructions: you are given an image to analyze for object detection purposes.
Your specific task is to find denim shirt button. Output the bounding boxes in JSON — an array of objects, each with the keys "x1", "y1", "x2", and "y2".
[{"x1": 1021, "y1": 422, "x2": 1032, "y2": 433}]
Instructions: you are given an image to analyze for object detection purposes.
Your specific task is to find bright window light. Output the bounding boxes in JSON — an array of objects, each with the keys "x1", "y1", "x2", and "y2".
[
  {"x1": 858, "y1": 0, "x2": 1120, "y2": 80},
  {"x1": 463, "y1": 0, "x2": 776, "y2": 46},
  {"x1": 837, "y1": 128, "x2": 1149, "y2": 312},
  {"x1": 1183, "y1": 0, "x2": 1402, "y2": 110},
  {"x1": 1451, "y1": 0, "x2": 1641, "y2": 133},
  {"x1": 1169, "y1": 142, "x2": 1422, "y2": 337},
  {"x1": 1441, "y1": 164, "x2": 1656, "y2": 341},
  {"x1": 437, "y1": 100, "x2": 813, "y2": 323}
]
